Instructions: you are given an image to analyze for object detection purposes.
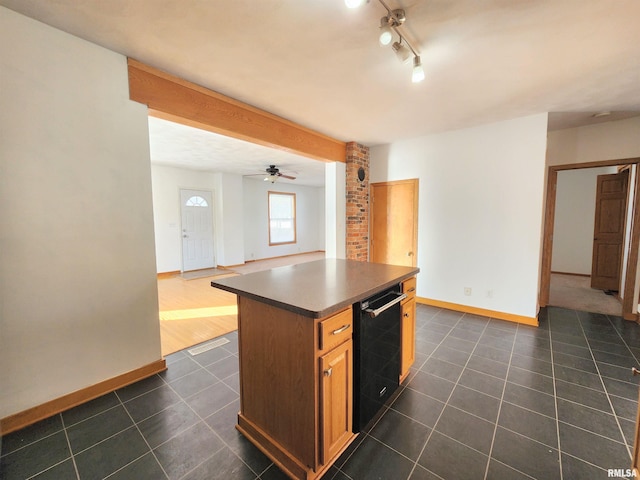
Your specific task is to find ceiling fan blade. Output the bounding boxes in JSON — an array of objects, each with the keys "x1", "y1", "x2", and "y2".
[{"x1": 278, "y1": 174, "x2": 296, "y2": 180}]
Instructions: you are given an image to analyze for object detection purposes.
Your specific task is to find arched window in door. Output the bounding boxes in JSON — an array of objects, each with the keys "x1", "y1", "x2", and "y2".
[{"x1": 185, "y1": 196, "x2": 208, "y2": 207}]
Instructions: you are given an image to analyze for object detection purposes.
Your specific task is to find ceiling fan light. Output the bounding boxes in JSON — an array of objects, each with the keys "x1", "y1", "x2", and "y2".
[
  {"x1": 412, "y1": 56, "x2": 425, "y2": 83},
  {"x1": 392, "y1": 41, "x2": 411, "y2": 63},
  {"x1": 264, "y1": 174, "x2": 277, "y2": 183}
]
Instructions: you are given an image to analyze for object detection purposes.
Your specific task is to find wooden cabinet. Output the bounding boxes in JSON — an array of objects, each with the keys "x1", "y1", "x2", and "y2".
[
  {"x1": 400, "y1": 276, "x2": 417, "y2": 382},
  {"x1": 236, "y1": 296, "x2": 356, "y2": 480},
  {"x1": 320, "y1": 338, "x2": 352, "y2": 464}
]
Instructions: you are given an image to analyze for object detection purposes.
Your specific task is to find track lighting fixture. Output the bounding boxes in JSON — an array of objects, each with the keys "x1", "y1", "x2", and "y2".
[
  {"x1": 346, "y1": 0, "x2": 424, "y2": 83},
  {"x1": 344, "y1": 0, "x2": 366, "y2": 8},
  {"x1": 392, "y1": 40, "x2": 411, "y2": 63},
  {"x1": 412, "y1": 56, "x2": 425, "y2": 83},
  {"x1": 379, "y1": 17, "x2": 394, "y2": 46}
]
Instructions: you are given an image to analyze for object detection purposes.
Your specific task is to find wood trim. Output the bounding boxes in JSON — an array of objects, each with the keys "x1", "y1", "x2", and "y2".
[
  {"x1": 237, "y1": 416, "x2": 308, "y2": 480},
  {"x1": 237, "y1": 414, "x2": 357, "y2": 480},
  {"x1": 623, "y1": 166, "x2": 640, "y2": 321},
  {"x1": 268, "y1": 191, "x2": 297, "y2": 246},
  {"x1": 157, "y1": 270, "x2": 180, "y2": 279},
  {"x1": 127, "y1": 59, "x2": 346, "y2": 163},
  {"x1": 417, "y1": 297, "x2": 539, "y2": 327},
  {"x1": 217, "y1": 251, "x2": 325, "y2": 271},
  {"x1": 551, "y1": 158, "x2": 640, "y2": 171},
  {"x1": 540, "y1": 169, "x2": 557, "y2": 307},
  {"x1": 550, "y1": 271, "x2": 591, "y2": 277},
  {"x1": 1, "y1": 359, "x2": 167, "y2": 435}
]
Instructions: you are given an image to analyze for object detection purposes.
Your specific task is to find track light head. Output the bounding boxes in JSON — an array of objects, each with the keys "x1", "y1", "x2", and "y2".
[
  {"x1": 392, "y1": 41, "x2": 411, "y2": 63},
  {"x1": 379, "y1": 17, "x2": 393, "y2": 46},
  {"x1": 412, "y1": 56, "x2": 425, "y2": 83}
]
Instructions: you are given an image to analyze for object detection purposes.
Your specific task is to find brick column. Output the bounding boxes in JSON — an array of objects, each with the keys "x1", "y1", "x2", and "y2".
[{"x1": 345, "y1": 142, "x2": 370, "y2": 261}]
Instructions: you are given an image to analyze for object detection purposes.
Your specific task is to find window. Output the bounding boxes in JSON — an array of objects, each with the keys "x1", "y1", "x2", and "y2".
[
  {"x1": 185, "y1": 195, "x2": 208, "y2": 207},
  {"x1": 268, "y1": 192, "x2": 296, "y2": 245}
]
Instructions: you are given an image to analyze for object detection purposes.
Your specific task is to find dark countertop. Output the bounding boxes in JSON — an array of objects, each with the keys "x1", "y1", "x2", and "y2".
[{"x1": 211, "y1": 258, "x2": 419, "y2": 318}]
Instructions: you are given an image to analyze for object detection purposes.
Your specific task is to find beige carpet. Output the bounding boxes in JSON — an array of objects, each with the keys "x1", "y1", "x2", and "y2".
[{"x1": 549, "y1": 273, "x2": 622, "y2": 316}]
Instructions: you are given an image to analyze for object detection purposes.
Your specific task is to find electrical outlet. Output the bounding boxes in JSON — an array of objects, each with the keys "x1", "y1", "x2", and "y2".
[{"x1": 464, "y1": 287, "x2": 472, "y2": 296}]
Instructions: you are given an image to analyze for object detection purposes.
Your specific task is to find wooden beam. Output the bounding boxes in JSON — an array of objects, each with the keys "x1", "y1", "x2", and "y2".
[{"x1": 127, "y1": 59, "x2": 346, "y2": 163}]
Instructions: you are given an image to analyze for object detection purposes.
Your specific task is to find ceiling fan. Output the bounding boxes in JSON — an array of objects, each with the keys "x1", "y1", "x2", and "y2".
[{"x1": 245, "y1": 165, "x2": 297, "y2": 183}]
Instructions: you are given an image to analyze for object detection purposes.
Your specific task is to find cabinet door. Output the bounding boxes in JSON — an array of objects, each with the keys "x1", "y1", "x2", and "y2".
[
  {"x1": 400, "y1": 297, "x2": 416, "y2": 381},
  {"x1": 320, "y1": 339, "x2": 353, "y2": 465}
]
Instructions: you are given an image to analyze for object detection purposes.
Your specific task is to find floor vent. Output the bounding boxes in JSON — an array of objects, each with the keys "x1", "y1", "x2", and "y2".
[{"x1": 188, "y1": 338, "x2": 230, "y2": 356}]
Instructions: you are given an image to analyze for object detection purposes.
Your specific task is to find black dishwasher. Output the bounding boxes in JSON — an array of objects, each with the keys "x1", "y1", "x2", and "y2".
[{"x1": 353, "y1": 285, "x2": 406, "y2": 432}]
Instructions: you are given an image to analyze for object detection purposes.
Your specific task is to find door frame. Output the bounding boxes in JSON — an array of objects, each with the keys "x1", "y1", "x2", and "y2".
[{"x1": 540, "y1": 157, "x2": 640, "y2": 320}]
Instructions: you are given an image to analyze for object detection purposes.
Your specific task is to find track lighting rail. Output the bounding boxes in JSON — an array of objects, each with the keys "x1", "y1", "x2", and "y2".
[{"x1": 345, "y1": 0, "x2": 425, "y2": 82}]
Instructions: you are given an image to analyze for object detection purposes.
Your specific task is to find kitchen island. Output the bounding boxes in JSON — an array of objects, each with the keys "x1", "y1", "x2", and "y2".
[{"x1": 211, "y1": 259, "x2": 419, "y2": 480}]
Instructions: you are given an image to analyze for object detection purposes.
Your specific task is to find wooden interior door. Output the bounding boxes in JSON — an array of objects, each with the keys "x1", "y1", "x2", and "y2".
[
  {"x1": 591, "y1": 170, "x2": 629, "y2": 291},
  {"x1": 370, "y1": 179, "x2": 418, "y2": 267}
]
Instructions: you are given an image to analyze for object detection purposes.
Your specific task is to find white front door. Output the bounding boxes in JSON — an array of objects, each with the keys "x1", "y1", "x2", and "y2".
[{"x1": 180, "y1": 189, "x2": 215, "y2": 272}]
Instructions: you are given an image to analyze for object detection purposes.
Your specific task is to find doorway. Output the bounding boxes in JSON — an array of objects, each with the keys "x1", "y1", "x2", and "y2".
[{"x1": 540, "y1": 159, "x2": 640, "y2": 320}]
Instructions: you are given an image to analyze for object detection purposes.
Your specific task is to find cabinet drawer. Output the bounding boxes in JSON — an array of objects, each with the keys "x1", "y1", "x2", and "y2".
[
  {"x1": 402, "y1": 277, "x2": 417, "y2": 299},
  {"x1": 319, "y1": 308, "x2": 352, "y2": 351}
]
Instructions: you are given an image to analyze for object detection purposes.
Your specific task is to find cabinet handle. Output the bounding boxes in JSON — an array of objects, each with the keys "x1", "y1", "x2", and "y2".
[
  {"x1": 324, "y1": 367, "x2": 332, "y2": 377},
  {"x1": 407, "y1": 287, "x2": 415, "y2": 293},
  {"x1": 404, "y1": 313, "x2": 410, "y2": 318},
  {"x1": 332, "y1": 324, "x2": 350, "y2": 335}
]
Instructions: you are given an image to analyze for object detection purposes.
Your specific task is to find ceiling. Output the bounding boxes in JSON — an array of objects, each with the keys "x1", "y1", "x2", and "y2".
[
  {"x1": 3, "y1": 0, "x2": 639, "y2": 186},
  {"x1": 149, "y1": 116, "x2": 327, "y2": 187}
]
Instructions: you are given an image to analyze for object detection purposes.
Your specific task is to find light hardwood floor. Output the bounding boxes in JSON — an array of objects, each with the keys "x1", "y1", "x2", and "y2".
[
  {"x1": 157, "y1": 273, "x2": 239, "y2": 356},
  {"x1": 157, "y1": 252, "x2": 326, "y2": 356}
]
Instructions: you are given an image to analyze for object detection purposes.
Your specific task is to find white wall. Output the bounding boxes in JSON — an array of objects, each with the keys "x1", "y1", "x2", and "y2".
[
  {"x1": 325, "y1": 162, "x2": 346, "y2": 259},
  {"x1": 370, "y1": 114, "x2": 549, "y2": 318},
  {"x1": 547, "y1": 117, "x2": 640, "y2": 166},
  {"x1": 151, "y1": 166, "x2": 218, "y2": 272},
  {"x1": 214, "y1": 173, "x2": 245, "y2": 266},
  {"x1": 150, "y1": 167, "x2": 245, "y2": 269},
  {"x1": 243, "y1": 178, "x2": 325, "y2": 260},
  {"x1": 0, "y1": 8, "x2": 161, "y2": 418},
  {"x1": 551, "y1": 167, "x2": 617, "y2": 274},
  {"x1": 151, "y1": 166, "x2": 324, "y2": 270}
]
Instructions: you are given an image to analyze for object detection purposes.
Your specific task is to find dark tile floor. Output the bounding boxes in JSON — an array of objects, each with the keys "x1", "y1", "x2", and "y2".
[{"x1": 2, "y1": 305, "x2": 639, "y2": 479}]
